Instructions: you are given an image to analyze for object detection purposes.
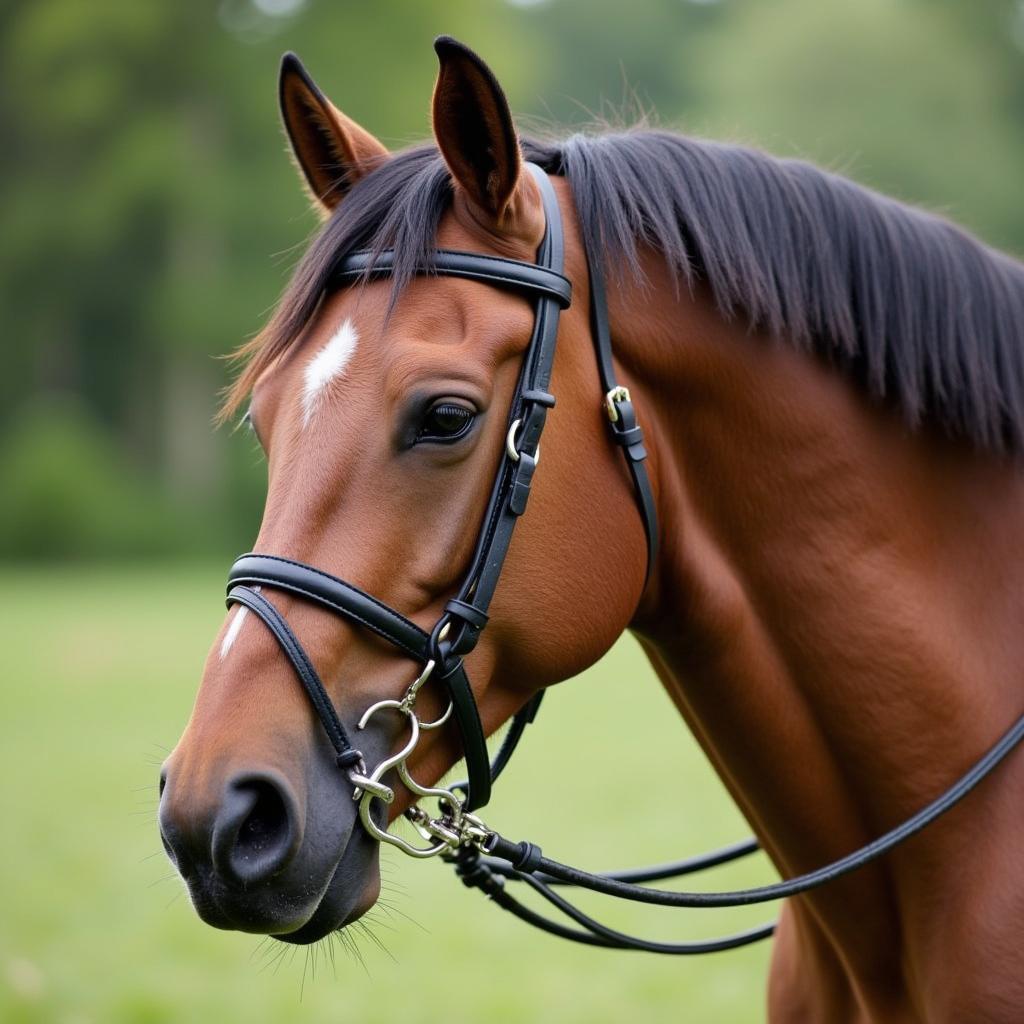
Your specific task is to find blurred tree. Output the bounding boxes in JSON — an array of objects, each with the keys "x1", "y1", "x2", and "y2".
[
  {"x1": 0, "y1": 0, "x2": 529, "y2": 556},
  {"x1": 487, "y1": 0, "x2": 729, "y2": 127},
  {"x1": 689, "y1": 0, "x2": 1024, "y2": 252}
]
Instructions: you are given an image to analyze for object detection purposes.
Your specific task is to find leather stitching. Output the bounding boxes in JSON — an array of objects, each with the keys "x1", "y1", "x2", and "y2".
[
  {"x1": 230, "y1": 553, "x2": 425, "y2": 638},
  {"x1": 229, "y1": 567, "x2": 426, "y2": 661},
  {"x1": 335, "y1": 250, "x2": 572, "y2": 307}
]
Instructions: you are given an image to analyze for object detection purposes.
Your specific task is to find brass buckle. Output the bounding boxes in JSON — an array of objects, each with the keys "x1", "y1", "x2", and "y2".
[{"x1": 604, "y1": 386, "x2": 631, "y2": 423}]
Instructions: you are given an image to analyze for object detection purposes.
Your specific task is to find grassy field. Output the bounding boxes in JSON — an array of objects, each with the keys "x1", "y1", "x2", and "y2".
[{"x1": 0, "y1": 565, "x2": 772, "y2": 1023}]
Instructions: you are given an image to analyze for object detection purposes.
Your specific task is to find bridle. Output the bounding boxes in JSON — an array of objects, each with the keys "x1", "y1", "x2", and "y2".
[
  {"x1": 223, "y1": 163, "x2": 1024, "y2": 954},
  {"x1": 226, "y1": 164, "x2": 629, "y2": 847}
]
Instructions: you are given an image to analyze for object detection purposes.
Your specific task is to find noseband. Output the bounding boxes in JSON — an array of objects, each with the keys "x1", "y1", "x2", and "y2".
[{"x1": 223, "y1": 163, "x2": 1024, "y2": 953}]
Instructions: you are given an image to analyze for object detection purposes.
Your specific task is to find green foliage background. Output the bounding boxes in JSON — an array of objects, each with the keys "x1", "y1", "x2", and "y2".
[
  {"x1": 2, "y1": 1, "x2": 1023, "y2": 1021},
  {"x1": 1, "y1": 0, "x2": 1022, "y2": 560}
]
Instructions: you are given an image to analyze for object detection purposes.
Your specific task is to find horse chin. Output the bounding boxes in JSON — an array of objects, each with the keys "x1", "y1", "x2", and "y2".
[{"x1": 272, "y1": 824, "x2": 383, "y2": 946}]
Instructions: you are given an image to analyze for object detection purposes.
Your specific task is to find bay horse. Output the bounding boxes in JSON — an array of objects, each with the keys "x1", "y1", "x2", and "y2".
[{"x1": 158, "y1": 37, "x2": 1024, "y2": 1022}]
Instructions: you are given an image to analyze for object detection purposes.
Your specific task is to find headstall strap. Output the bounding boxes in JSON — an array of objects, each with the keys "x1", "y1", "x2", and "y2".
[{"x1": 219, "y1": 160, "x2": 1024, "y2": 955}]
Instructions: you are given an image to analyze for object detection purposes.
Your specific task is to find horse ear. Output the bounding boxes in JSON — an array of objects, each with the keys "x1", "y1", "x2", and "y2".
[
  {"x1": 278, "y1": 52, "x2": 388, "y2": 215},
  {"x1": 431, "y1": 37, "x2": 525, "y2": 224}
]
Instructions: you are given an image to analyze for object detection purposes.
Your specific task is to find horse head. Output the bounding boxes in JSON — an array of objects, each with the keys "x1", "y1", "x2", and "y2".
[{"x1": 158, "y1": 38, "x2": 650, "y2": 944}]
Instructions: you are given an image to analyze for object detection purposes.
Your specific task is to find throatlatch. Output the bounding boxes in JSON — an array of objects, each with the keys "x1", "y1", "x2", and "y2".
[{"x1": 225, "y1": 162, "x2": 1024, "y2": 955}]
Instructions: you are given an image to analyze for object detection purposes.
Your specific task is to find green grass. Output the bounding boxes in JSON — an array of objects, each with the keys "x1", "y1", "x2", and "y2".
[{"x1": 0, "y1": 565, "x2": 771, "y2": 1023}]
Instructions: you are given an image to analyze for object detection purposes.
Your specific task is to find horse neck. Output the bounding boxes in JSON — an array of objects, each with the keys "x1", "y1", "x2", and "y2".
[{"x1": 607, "y1": 253, "x2": 1024, "y2": 968}]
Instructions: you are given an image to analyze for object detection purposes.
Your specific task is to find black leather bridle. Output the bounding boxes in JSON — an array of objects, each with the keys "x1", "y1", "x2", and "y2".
[{"x1": 223, "y1": 163, "x2": 1024, "y2": 954}]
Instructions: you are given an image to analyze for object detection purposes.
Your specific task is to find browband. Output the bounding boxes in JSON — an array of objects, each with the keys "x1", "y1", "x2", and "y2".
[{"x1": 333, "y1": 249, "x2": 573, "y2": 309}]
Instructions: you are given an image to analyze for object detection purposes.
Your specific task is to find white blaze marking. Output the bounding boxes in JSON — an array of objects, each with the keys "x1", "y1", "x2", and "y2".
[
  {"x1": 219, "y1": 586, "x2": 260, "y2": 660},
  {"x1": 302, "y1": 318, "x2": 358, "y2": 427}
]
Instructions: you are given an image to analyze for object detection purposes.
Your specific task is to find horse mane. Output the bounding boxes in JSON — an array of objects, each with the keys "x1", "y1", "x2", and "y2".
[{"x1": 223, "y1": 130, "x2": 1024, "y2": 455}]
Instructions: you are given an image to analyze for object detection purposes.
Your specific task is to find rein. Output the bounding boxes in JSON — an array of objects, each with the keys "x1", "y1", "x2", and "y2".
[{"x1": 224, "y1": 163, "x2": 1024, "y2": 953}]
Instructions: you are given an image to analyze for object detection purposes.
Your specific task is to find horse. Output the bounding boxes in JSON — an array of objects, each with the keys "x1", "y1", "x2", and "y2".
[{"x1": 158, "y1": 36, "x2": 1024, "y2": 1022}]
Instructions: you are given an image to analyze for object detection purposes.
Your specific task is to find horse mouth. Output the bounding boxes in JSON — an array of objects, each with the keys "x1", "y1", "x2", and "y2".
[
  {"x1": 174, "y1": 802, "x2": 384, "y2": 944},
  {"x1": 273, "y1": 828, "x2": 384, "y2": 945}
]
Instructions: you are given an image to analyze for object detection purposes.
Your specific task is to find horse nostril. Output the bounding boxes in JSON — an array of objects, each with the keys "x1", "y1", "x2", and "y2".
[
  {"x1": 238, "y1": 783, "x2": 286, "y2": 852},
  {"x1": 212, "y1": 773, "x2": 302, "y2": 886}
]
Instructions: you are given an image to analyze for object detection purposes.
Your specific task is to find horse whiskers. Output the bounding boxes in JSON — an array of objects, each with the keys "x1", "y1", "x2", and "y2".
[
  {"x1": 257, "y1": 940, "x2": 290, "y2": 976},
  {"x1": 142, "y1": 743, "x2": 171, "y2": 768},
  {"x1": 354, "y1": 918, "x2": 397, "y2": 964},
  {"x1": 334, "y1": 924, "x2": 370, "y2": 977},
  {"x1": 375, "y1": 896, "x2": 429, "y2": 933},
  {"x1": 241, "y1": 906, "x2": 402, "y2": 986},
  {"x1": 325, "y1": 931, "x2": 339, "y2": 980},
  {"x1": 300, "y1": 946, "x2": 312, "y2": 1002},
  {"x1": 362, "y1": 908, "x2": 398, "y2": 933},
  {"x1": 249, "y1": 936, "x2": 272, "y2": 965}
]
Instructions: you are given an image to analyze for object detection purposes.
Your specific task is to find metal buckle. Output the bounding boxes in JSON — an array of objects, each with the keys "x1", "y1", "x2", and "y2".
[
  {"x1": 604, "y1": 386, "x2": 631, "y2": 423},
  {"x1": 505, "y1": 418, "x2": 541, "y2": 465}
]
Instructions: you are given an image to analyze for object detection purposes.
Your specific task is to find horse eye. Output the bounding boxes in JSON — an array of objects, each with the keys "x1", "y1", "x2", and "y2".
[{"x1": 416, "y1": 402, "x2": 476, "y2": 444}]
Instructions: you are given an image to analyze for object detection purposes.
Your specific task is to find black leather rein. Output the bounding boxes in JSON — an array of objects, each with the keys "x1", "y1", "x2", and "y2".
[{"x1": 222, "y1": 162, "x2": 1024, "y2": 955}]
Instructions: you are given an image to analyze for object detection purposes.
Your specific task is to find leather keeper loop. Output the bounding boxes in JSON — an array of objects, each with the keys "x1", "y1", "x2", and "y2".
[
  {"x1": 445, "y1": 598, "x2": 489, "y2": 630},
  {"x1": 612, "y1": 425, "x2": 646, "y2": 453},
  {"x1": 511, "y1": 841, "x2": 544, "y2": 874},
  {"x1": 335, "y1": 749, "x2": 363, "y2": 769},
  {"x1": 484, "y1": 835, "x2": 544, "y2": 873},
  {"x1": 522, "y1": 388, "x2": 556, "y2": 408}
]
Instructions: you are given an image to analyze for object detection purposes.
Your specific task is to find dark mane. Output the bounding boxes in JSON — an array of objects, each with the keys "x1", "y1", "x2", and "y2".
[{"x1": 225, "y1": 130, "x2": 1024, "y2": 455}]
